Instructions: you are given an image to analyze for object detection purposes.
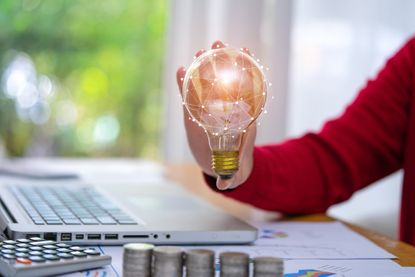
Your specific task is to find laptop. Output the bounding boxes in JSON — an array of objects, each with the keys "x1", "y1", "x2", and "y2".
[{"x1": 0, "y1": 178, "x2": 257, "y2": 245}]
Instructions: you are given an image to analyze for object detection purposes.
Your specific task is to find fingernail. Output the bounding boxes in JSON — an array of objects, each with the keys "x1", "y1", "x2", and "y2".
[{"x1": 216, "y1": 178, "x2": 233, "y2": 190}]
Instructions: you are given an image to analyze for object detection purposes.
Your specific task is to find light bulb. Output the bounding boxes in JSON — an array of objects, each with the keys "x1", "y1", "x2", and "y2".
[{"x1": 182, "y1": 47, "x2": 267, "y2": 180}]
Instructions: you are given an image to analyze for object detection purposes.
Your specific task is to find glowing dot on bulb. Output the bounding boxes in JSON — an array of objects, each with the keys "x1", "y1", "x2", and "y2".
[
  {"x1": 201, "y1": 105, "x2": 205, "y2": 108},
  {"x1": 234, "y1": 62, "x2": 238, "y2": 66},
  {"x1": 264, "y1": 110, "x2": 268, "y2": 114},
  {"x1": 188, "y1": 117, "x2": 192, "y2": 120},
  {"x1": 261, "y1": 107, "x2": 264, "y2": 111},
  {"x1": 186, "y1": 89, "x2": 189, "y2": 92},
  {"x1": 235, "y1": 101, "x2": 239, "y2": 105},
  {"x1": 211, "y1": 82, "x2": 214, "y2": 86},
  {"x1": 262, "y1": 92, "x2": 266, "y2": 96},
  {"x1": 193, "y1": 56, "x2": 196, "y2": 59},
  {"x1": 238, "y1": 127, "x2": 242, "y2": 130},
  {"x1": 240, "y1": 97, "x2": 243, "y2": 100},
  {"x1": 198, "y1": 123, "x2": 202, "y2": 127},
  {"x1": 243, "y1": 130, "x2": 247, "y2": 133},
  {"x1": 208, "y1": 113, "x2": 212, "y2": 116},
  {"x1": 224, "y1": 127, "x2": 228, "y2": 131},
  {"x1": 182, "y1": 101, "x2": 185, "y2": 105},
  {"x1": 213, "y1": 53, "x2": 217, "y2": 57},
  {"x1": 216, "y1": 44, "x2": 220, "y2": 48},
  {"x1": 257, "y1": 59, "x2": 260, "y2": 62},
  {"x1": 240, "y1": 48, "x2": 244, "y2": 51},
  {"x1": 258, "y1": 122, "x2": 261, "y2": 126},
  {"x1": 192, "y1": 118, "x2": 196, "y2": 122},
  {"x1": 250, "y1": 117, "x2": 254, "y2": 120},
  {"x1": 269, "y1": 82, "x2": 273, "y2": 87},
  {"x1": 242, "y1": 67, "x2": 246, "y2": 71},
  {"x1": 252, "y1": 53, "x2": 255, "y2": 57},
  {"x1": 260, "y1": 65, "x2": 264, "y2": 69},
  {"x1": 190, "y1": 76, "x2": 193, "y2": 79},
  {"x1": 180, "y1": 77, "x2": 184, "y2": 81},
  {"x1": 232, "y1": 136, "x2": 235, "y2": 138}
]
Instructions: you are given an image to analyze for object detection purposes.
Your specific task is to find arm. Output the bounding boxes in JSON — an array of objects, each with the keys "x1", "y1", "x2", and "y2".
[{"x1": 206, "y1": 37, "x2": 415, "y2": 214}]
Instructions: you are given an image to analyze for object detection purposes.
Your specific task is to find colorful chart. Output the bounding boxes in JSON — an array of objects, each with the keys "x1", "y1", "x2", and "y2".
[
  {"x1": 284, "y1": 269, "x2": 335, "y2": 277},
  {"x1": 260, "y1": 228, "x2": 289, "y2": 239}
]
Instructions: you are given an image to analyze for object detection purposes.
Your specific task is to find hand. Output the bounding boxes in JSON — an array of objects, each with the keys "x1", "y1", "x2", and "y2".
[{"x1": 176, "y1": 41, "x2": 257, "y2": 190}]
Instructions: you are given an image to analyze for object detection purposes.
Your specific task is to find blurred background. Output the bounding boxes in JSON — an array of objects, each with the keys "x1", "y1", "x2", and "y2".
[{"x1": 1, "y1": 0, "x2": 414, "y2": 238}]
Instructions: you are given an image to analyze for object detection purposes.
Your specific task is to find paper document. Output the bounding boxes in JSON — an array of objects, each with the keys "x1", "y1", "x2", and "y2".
[{"x1": 185, "y1": 222, "x2": 394, "y2": 259}]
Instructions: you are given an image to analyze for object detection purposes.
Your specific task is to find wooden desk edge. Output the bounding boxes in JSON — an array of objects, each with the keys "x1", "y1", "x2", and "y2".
[{"x1": 165, "y1": 163, "x2": 415, "y2": 267}]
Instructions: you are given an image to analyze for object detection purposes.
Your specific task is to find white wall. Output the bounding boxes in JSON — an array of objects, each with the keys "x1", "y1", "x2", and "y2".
[{"x1": 288, "y1": 0, "x2": 415, "y2": 238}]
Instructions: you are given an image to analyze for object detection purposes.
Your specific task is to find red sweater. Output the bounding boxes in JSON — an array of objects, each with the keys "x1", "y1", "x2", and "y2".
[{"x1": 206, "y1": 37, "x2": 415, "y2": 245}]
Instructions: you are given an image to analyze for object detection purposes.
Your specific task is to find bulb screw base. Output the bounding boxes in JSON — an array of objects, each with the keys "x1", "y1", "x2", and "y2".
[{"x1": 212, "y1": 150, "x2": 239, "y2": 180}]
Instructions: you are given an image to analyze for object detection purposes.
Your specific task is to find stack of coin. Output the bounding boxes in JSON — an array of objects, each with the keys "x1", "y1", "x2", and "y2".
[
  {"x1": 253, "y1": 256, "x2": 284, "y2": 277},
  {"x1": 219, "y1": 251, "x2": 250, "y2": 277},
  {"x1": 185, "y1": 249, "x2": 215, "y2": 277},
  {"x1": 152, "y1": 246, "x2": 183, "y2": 277},
  {"x1": 123, "y1": 243, "x2": 154, "y2": 277}
]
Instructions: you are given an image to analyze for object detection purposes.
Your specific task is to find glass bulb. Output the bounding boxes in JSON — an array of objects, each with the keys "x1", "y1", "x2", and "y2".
[{"x1": 182, "y1": 48, "x2": 267, "y2": 179}]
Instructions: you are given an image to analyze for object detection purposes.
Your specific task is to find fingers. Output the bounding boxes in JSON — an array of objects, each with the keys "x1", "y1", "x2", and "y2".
[
  {"x1": 176, "y1": 67, "x2": 186, "y2": 93},
  {"x1": 216, "y1": 177, "x2": 235, "y2": 191}
]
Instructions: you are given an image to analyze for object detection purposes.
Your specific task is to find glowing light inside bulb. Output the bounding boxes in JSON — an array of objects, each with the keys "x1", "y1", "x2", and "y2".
[{"x1": 182, "y1": 47, "x2": 267, "y2": 137}]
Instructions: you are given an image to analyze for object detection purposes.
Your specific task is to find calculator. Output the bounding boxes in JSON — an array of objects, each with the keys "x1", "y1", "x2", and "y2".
[{"x1": 0, "y1": 237, "x2": 111, "y2": 277}]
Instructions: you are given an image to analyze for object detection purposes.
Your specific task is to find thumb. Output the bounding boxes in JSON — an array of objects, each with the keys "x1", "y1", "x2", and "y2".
[{"x1": 216, "y1": 177, "x2": 236, "y2": 190}]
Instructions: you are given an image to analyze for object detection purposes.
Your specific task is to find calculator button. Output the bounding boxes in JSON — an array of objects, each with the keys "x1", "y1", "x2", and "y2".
[
  {"x1": 16, "y1": 239, "x2": 31, "y2": 243},
  {"x1": 69, "y1": 246, "x2": 85, "y2": 251},
  {"x1": 16, "y1": 257, "x2": 32, "y2": 265},
  {"x1": 29, "y1": 251, "x2": 43, "y2": 256},
  {"x1": 43, "y1": 245, "x2": 58, "y2": 250},
  {"x1": 43, "y1": 249, "x2": 57, "y2": 255},
  {"x1": 57, "y1": 253, "x2": 73, "y2": 259},
  {"x1": 71, "y1": 251, "x2": 87, "y2": 257},
  {"x1": 1, "y1": 249, "x2": 15, "y2": 254},
  {"x1": 2, "y1": 254, "x2": 16, "y2": 259},
  {"x1": 43, "y1": 254, "x2": 60, "y2": 261},
  {"x1": 56, "y1": 243, "x2": 70, "y2": 248},
  {"x1": 30, "y1": 240, "x2": 55, "y2": 246},
  {"x1": 29, "y1": 237, "x2": 44, "y2": 241},
  {"x1": 57, "y1": 248, "x2": 71, "y2": 253},
  {"x1": 15, "y1": 252, "x2": 29, "y2": 258},
  {"x1": 3, "y1": 240, "x2": 18, "y2": 245},
  {"x1": 3, "y1": 245, "x2": 16, "y2": 250},
  {"x1": 29, "y1": 246, "x2": 43, "y2": 251},
  {"x1": 84, "y1": 249, "x2": 100, "y2": 256},
  {"x1": 16, "y1": 243, "x2": 29, "y2": 248},
  {"x1": 29, "y1": 256, "x2": 45, "y2": 262},
  {"x1": 15, "y1": 248, "x2": 30, "y2": 253}
]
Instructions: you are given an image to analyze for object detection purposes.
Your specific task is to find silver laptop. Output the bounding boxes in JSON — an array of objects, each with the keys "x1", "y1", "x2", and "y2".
[{"x1": 0, "y1": 178, "x2": 257, "y2": 245}]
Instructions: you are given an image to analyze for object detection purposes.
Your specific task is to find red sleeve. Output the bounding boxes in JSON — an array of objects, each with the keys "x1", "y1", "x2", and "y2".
[{"x1": 205, "y1": 37, "x2": 415, "y2": 214}]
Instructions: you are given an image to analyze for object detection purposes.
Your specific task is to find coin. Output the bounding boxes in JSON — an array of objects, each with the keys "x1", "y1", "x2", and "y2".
[
  {"x1": 152, "y1": 246, "x2": 183, "y2": 277},
  {"x1": 123, "y1": 243, "x2": 154, "y2": 277},
  {"x1": 253, "y1": 256, "x2": 284, "y2": 277},
  {"x1": 220, "y1": 251, "x2": 249, "y2": 277},
  {"x1": 185, "y1": 249, "x2": 215, "y2": 277}
]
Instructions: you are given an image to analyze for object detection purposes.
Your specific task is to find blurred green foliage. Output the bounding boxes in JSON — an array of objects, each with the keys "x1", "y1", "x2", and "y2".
[{"x1": 0, "y1": 0, "x2": 167, "y2": 158}]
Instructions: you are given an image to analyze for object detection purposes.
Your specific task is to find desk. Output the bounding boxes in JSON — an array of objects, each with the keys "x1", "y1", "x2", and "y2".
[{"x1": 166, "y1": 163, "x2": 415, "y2": 267}]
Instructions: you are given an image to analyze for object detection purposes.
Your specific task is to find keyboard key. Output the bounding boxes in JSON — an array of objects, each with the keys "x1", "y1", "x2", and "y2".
[
  {"x1": 3, "y1": 245, "x2": 16, "y2": 249},
  {"x1": 56, "y1": 243, "x2": 70, "y2": 248},
  {"x1": 45, "y1": 220, "x2": 63, "y2": 225},
  {"x1": 43, "y1": 245, "x2": 58, "y2": 250},
  {"x1": 29, "y1": 246, "x2": 43, "y2": 251},
  {"x1": 80, "y1": 218, "x2": 99, "y2": 225},
  {"x1": 117, "y1": 220, "x2": 137, "y2": 225},
  {"x1": 29, "y1": 251, "x2": 43, "y2": 256},
  {"x1": 29, "y1": 237, "x2": 43, "y2": 241},
  {"x1": 57, "y1": 248, "x2": 71, "y2": 253},
  {"x1": 16, "y1": 243, "x2": 29, "y2": 248},
  {"x1": 1, "y1": 249, "x2": 15, "y2": 254},
  {"x1": 63, "y1": 219, "x2": 81, "y2": 225},
  {"x1": 15, "y1": 248, "x2": 30, "y2": 253},
  {"x1": 97, "y1": 217, "x2": 117, "y2": 225}
]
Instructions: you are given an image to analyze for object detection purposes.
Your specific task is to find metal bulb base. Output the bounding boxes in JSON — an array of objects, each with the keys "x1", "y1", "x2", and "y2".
[{"x1": 212, "y1": 150, "x2": 239, "y2": 180}]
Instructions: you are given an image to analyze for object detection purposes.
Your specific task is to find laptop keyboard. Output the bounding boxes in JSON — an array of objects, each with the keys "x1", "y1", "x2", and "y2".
[{"x1": 9, "y1": 185, "x2": 137, "y2": 225}]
